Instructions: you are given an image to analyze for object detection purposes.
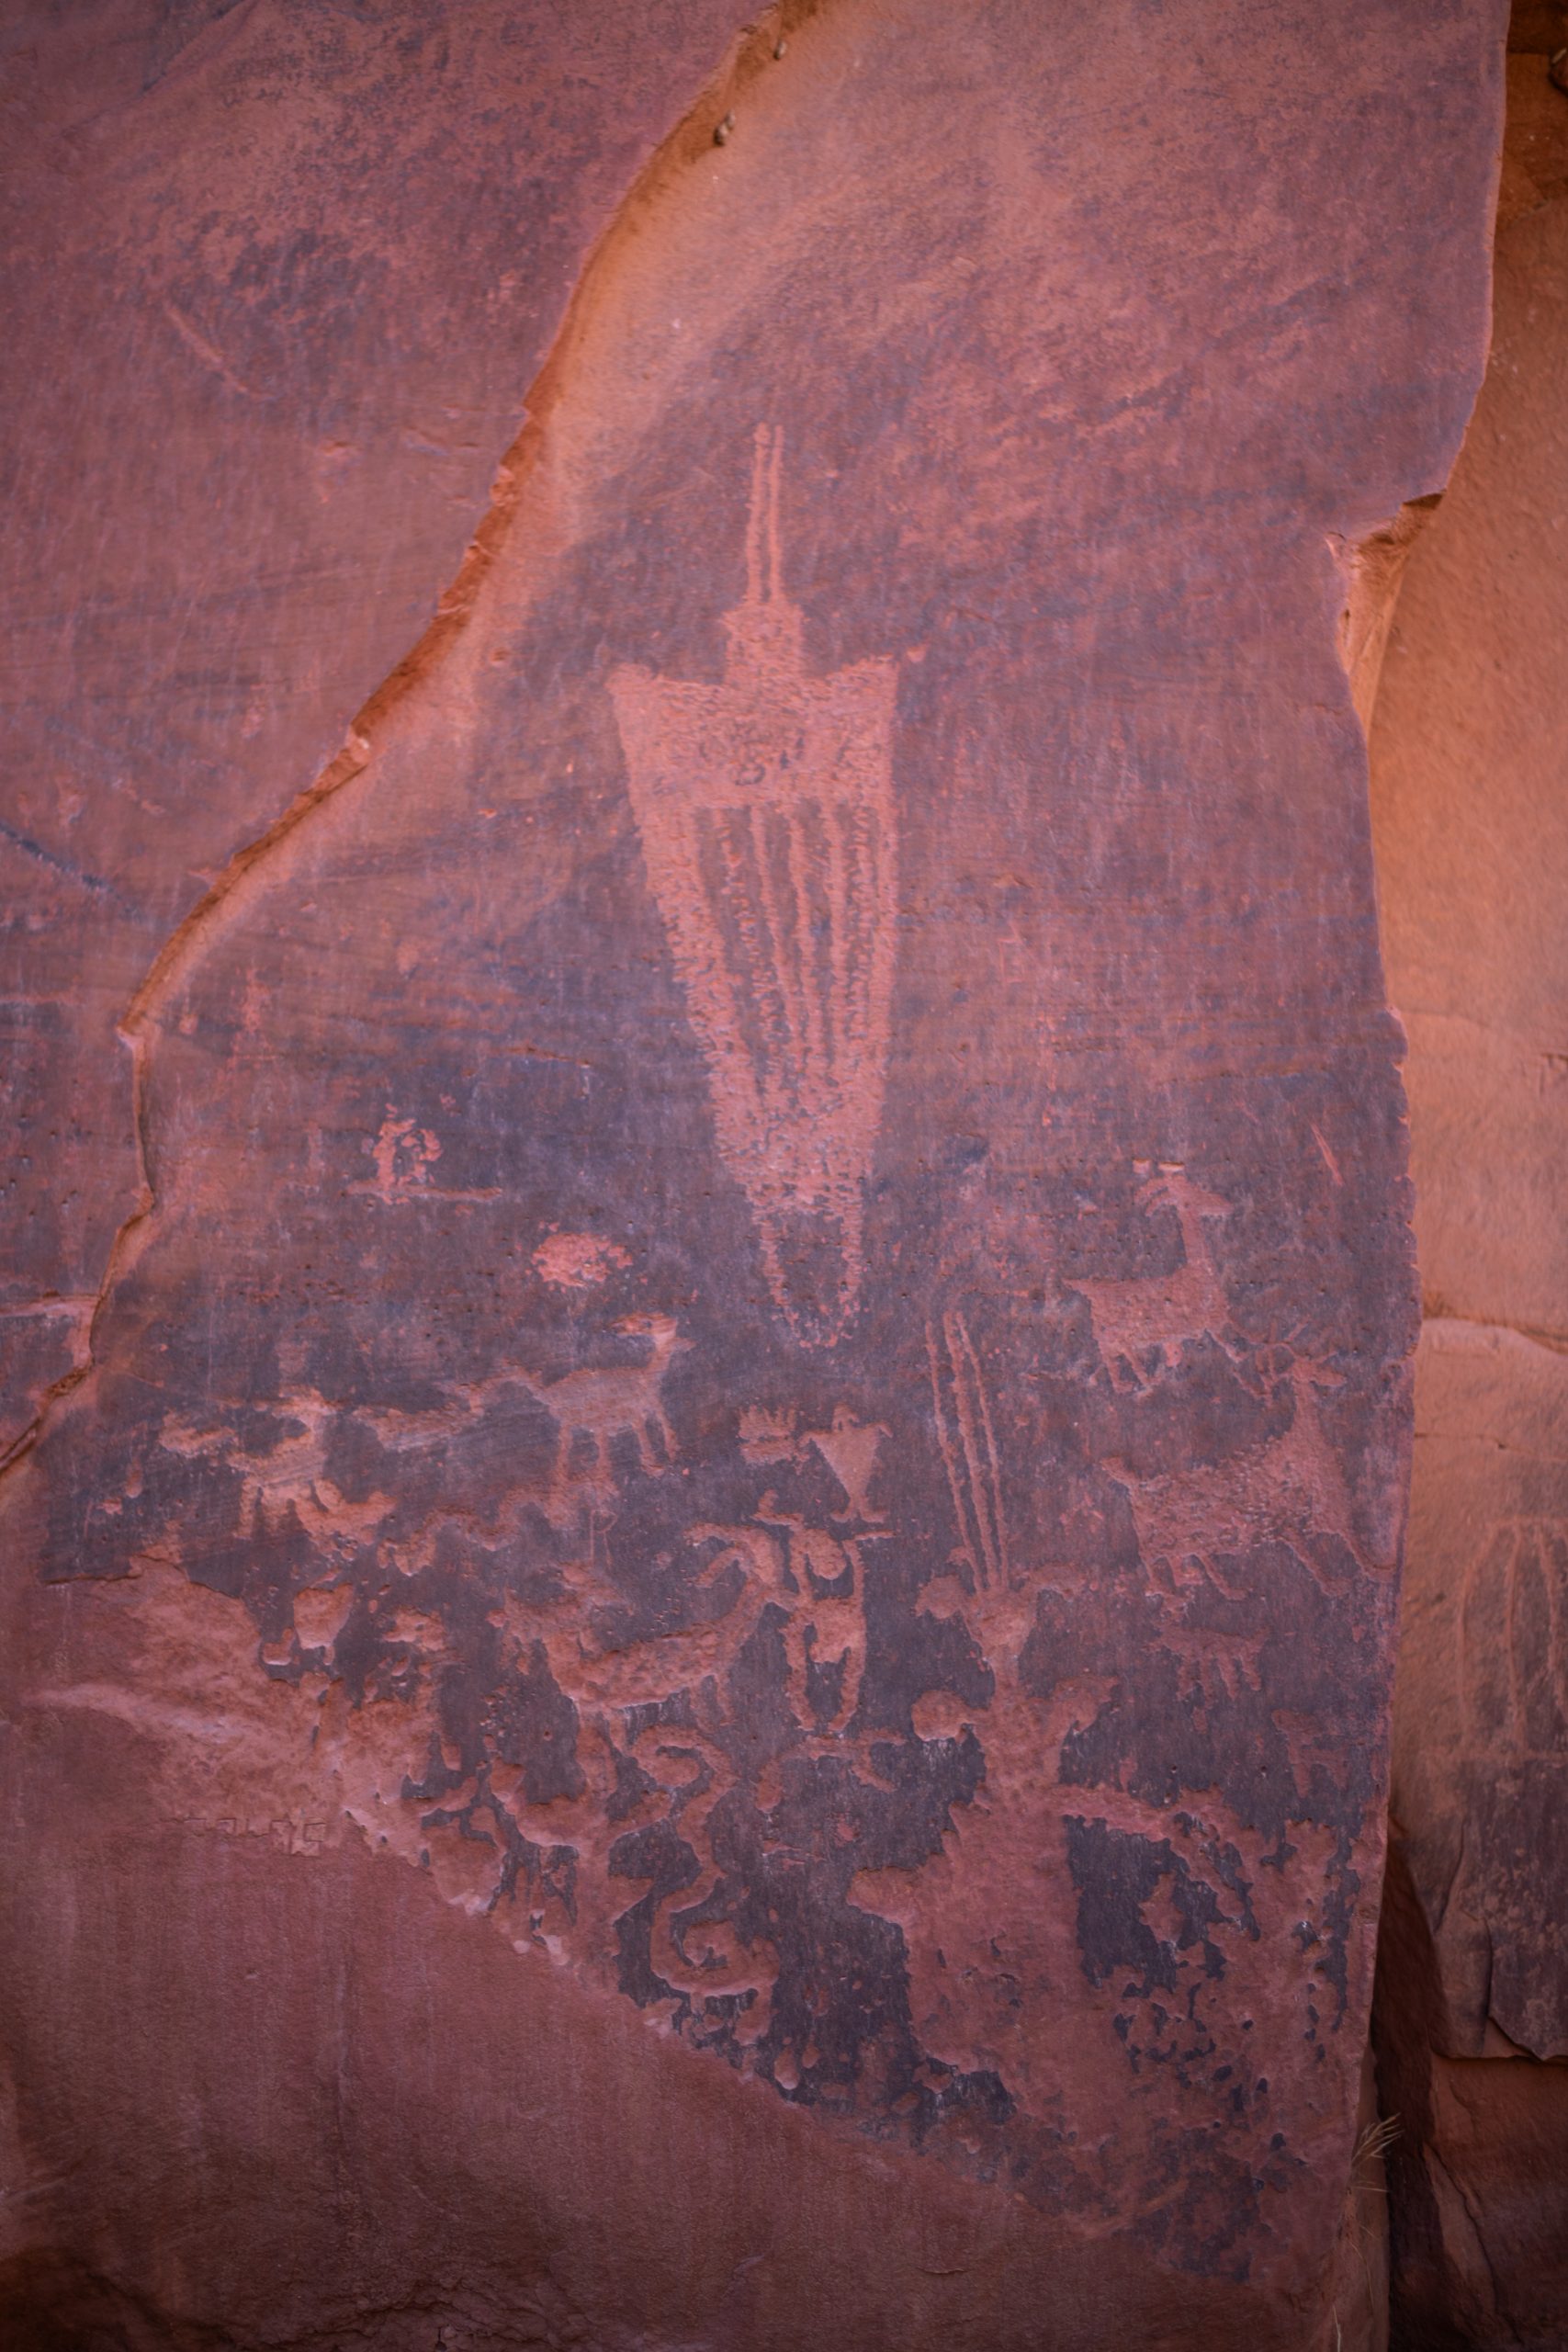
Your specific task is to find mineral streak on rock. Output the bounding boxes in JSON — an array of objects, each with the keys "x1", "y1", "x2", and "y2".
[{"x1": 0, "y1": 1, "x2": 1507, "y2": 2346}]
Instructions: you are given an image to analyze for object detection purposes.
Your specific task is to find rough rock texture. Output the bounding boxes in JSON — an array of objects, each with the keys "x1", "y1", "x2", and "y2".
[
  {"x1": 1, "y1": 3, "x2": 1504, "y2": 2346},
  {"x1": 1368, "y1": 40, "x2": 1568, "y2": 2348},
  {"x1": 0, "y1": 0, "x2": 747, "y2": 1454}
]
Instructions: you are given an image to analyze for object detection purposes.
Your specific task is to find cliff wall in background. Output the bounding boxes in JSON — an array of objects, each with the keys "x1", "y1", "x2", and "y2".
[{"x1": 0, "y1": 5, "x2": 1517, "y2": 2346}]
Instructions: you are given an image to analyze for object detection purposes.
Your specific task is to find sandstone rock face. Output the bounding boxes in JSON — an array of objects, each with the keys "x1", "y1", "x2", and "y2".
[
  {"x1": 1, "y1": 4, "x2": 1504, "y2": 2346},
  {"x1": 0, "y1": 0, "x2": 746, "y2": 1454},
  {"x1": 1368, "y1": 46, "x2": 1568, "y2": 2347}
]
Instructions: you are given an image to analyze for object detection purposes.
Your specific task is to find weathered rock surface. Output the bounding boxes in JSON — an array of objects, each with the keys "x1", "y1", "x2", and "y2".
[
  {"x1": 1, "y1": 3, "x2": 1505, "y2": 2346},
  {"x1": 0, "y1": 0, "x2": 746, "y2": 1453},
  {"x1": 1368, "y1": 42, "x2": 1568, "y2": 2348}
]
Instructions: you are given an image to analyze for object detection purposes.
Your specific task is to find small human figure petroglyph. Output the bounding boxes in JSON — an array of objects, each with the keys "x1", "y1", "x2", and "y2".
[
  {"x1": 756, "y1": 1505, "x2": 868, "y2": 1737},
  {"x1": 364, "y1": 1110, "x2": 441, "y2": 1200},
  {"x1": 807, "y1": 1405, "x2": 889, "y2": 1528}
]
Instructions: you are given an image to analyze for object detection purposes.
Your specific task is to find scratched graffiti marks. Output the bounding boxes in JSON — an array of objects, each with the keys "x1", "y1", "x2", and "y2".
[{"x1": 610, "y1": 428, "x2": 899, "y2": 1348}]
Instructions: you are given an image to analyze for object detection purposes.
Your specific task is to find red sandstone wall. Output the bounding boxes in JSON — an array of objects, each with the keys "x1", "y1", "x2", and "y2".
[
  {"x1": 1368, "y1": 37, "x2": 1568, "y2": 2348},
  {"x1": 0, "y1": 5, "x2": 1507, "y2": 2346}
]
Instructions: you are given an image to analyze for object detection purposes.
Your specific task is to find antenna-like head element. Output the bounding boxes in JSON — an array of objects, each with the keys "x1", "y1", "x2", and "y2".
[
  {"x1": 744, "y1": 420, "x2": 784, "y2": 605},
  {"x1": 726, "y1": 422, "x2": 804, "y2": 674}
]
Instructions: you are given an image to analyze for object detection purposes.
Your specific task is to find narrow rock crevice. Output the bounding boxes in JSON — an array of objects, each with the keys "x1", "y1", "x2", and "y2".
[
  {"x1": 1416, "y1": 1311, "x2": 1568, "y2": 1359},
  {"x1": 0, "y1": 0, "x2": 824, "y2": 1491},
  {"x1": 1330, "y1": 494, "x2": 1444, "y2": 736}
]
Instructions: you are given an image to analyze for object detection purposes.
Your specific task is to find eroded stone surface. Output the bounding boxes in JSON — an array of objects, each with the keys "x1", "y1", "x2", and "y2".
[
  {"x1": 0, "y1": 0, "x2": 745, "y2": 1452},
  {"x1": 1368, "y1": 43, "x2": 1568, "y2": 2346},
  {"x1": 1, "y1": 1, "x2": 1506, "y2": 2345},
  {"x1": 1391, "y1": 1325, "x2": 1568, "y2": 2062}
]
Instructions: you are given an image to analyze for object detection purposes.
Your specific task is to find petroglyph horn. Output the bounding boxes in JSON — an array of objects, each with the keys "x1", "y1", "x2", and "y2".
[{"x1": 610, "y1": 425, "x2": 899, "y2": 1345}]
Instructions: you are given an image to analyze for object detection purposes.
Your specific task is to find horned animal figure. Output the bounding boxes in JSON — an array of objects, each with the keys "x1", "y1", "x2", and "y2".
[
  {"x1": 513, "y1": 1313, "x2": 691, "y2": 1512},
  {"x1": 1077, "y1": 1161, "x2": 1235, "y2": 1392},
  {"x1": 1117, "y1": 1353, "x2": 1370, "y2": 1595}
]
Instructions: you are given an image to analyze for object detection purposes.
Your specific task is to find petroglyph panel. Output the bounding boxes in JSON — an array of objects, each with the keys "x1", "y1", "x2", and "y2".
[
  {"x1": 3, "y1": 0, "x2": 1505, "y2": 2335},
  {"x1": 24, "y1": 1110, "x2": 1409, "y2": 2261}
]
